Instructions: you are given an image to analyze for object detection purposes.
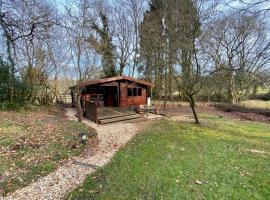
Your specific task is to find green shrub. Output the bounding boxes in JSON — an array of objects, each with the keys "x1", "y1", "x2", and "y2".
[
  {"x1": 0, "y1": 58, "x2": 11, "y2": 102},
  {"x1": 0, "y1": 56, "x2": 28, "y2": 103},
  {"x1": 0, "y1": 101, "x2": 37, "y2": 111}
]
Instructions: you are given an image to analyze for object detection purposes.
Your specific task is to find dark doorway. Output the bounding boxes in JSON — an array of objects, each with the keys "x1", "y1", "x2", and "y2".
[{"x1": 104, "y1": 86, "x2": 118, "y2": 107}]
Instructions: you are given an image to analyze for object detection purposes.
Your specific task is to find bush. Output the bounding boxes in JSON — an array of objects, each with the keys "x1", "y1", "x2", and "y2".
[
  {"x1": 0, "y1": 56, "x2": 28, "y2": 103},
  {"x1": 0, "y1": 59, "x2": 11, "y2": 102},
  {"x1": 0, "y1": 101, "x2": 37, "y2": 111},
  {"x1": 0, "y1": 101, "x2": 23, "y2": 111}
]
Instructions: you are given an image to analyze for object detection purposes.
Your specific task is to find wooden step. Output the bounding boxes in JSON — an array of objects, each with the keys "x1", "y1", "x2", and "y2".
[
  {"x1": 123, "y1": 117, "x2": 146, "y2": 123},
  {"x1": 99, "y1": 114, "x2": 141, "y2": 124},
  {"x1": 98, "y1": 112, "x2": 138, "y2": 120}
]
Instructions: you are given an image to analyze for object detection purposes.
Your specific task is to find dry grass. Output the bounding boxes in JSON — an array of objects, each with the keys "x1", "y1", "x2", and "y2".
[{"x1": 239, "y1": 100, "x2": 270, "y2": 109}]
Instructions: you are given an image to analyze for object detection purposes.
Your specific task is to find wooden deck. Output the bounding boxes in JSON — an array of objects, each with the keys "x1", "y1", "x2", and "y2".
[{"x1": 97, "y1": 107, "x2": 143, "y2": 124}]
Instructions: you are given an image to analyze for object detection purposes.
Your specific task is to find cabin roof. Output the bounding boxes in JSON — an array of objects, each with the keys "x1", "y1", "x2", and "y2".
[{"x1": 70, "y1": 76, "x2": 154, "y2": 89}]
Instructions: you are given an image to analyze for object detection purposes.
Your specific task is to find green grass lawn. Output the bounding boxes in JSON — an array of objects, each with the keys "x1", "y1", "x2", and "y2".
[
  {"x1": 0, "y1": 106, "x2": 93, "y2": 195},
  {"x1": 67, "y1": 115, "x2": 270, "y2": 200}
]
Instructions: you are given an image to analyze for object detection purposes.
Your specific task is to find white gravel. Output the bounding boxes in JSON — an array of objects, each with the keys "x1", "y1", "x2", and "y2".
[{"x1": 2, "y1": 108, "x2": 143, "y2": 200}]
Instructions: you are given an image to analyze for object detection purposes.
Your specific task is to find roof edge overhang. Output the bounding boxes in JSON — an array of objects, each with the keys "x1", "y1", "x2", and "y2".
[{"x1": 69, "y1": 76, "x2": 154, "y2": 90}]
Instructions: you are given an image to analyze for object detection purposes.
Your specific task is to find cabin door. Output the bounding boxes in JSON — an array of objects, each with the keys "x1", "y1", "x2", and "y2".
[{"x1": 104, "y1": 86, "x2": 118, "y2": 107}]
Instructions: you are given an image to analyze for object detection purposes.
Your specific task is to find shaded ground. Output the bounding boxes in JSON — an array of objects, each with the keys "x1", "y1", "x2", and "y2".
[
  {"x1": 0, "y1": 106, "x2": 90, "y2": 196},
  {"x1": 67, "y1": 114, "x2": 270, "y2": 200}
]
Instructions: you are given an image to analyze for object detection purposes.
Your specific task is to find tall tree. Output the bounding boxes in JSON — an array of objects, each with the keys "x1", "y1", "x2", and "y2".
[
  {"x1": 91, "y1": 11, "x2": 117, "y2": 78},
  {"x1": 66, "y1": 0, "x2": 94, "y2": 122},
  {"x1": 111, "y1": 4, "x2": 134, "y2": 75},
  {"x1": 169, "y1": 0, "x2": 202, "y2": 124},
  {"x1": 140, "y1": 0, "x2": 165, "y2": 99},
  {"x1": 140, "y1": 0, "x2": 219, "y2": 123},
  {"x1": 120, "y1": 0, "x2": 147, "y2": 77}
]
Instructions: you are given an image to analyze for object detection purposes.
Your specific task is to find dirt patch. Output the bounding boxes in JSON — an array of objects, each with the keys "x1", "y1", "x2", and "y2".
[
  {"x1": 214, "y1": 103, "x2": 270, "y2": 123},
  {"x1": 156, "y1": 102, "x2": 270, "y2": 123}
]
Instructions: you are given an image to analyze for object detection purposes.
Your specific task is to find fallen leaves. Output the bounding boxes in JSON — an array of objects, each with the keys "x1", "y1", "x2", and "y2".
[{"x1": 0, "y1": 106, "x2": 92, "y2": 195}]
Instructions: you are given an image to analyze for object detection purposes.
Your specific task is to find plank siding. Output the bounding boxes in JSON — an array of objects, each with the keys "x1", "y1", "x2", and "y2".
[
  {"x1": 71, "y1": 76, "x2": 152, "y2": 110},
  {"x1": 119, "y1": 82, "x2": 147, "y2": 107}
]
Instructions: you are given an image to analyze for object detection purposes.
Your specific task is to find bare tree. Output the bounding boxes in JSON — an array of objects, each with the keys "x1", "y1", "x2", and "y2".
[
  {"x1": 0, "y1": 0, "x2": 58, "y2": 102},
  {"x1": 65, "y1": 0, "x2": 94, "y2": 122},
  {"x1": 225, "y1": 0, "x2": 270, "y2": 14},
  {"x1": 119, "y1": 0, "x2": 147, "y2": 77},
  {"x1": 111, "y1": 4, "x2": 134, "y2": 75},
  {"x1": 202, "y1": 13, "x2": 270, "y2": 102}
]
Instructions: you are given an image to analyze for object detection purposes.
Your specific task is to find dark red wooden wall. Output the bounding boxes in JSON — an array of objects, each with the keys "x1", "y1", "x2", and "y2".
[{"x1": 119, "y1": 82, "x2": 147, "y2": 107}]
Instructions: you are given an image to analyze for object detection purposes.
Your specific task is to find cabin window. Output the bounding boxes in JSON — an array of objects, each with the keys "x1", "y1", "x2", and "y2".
[
  {"x1": 128, "y1": 88, "x2": 132, "y2": 96},
  {"x1": 138, "y1": 88, "x2": 142, "y2": 96},
  {"x1": 127, "y1": 87, "x2": 142, "y2": 97},
  {"x1": 133, "y1": 88, "x2": 137, "y2": 96}
]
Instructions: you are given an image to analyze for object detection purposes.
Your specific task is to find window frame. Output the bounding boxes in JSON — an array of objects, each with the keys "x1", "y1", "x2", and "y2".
[
  {"x1": 127, "y1": 88, "x2": 132, "y2": 97},
  {"x1": 127, "y1": 87, "x2": 143, "y2": 97},
  {"x1": 133, "y1": 88, "x2": 138, "y2": 96},
  {"x1": 138, "y1": 88, "x2": 142, "y2": 96}
]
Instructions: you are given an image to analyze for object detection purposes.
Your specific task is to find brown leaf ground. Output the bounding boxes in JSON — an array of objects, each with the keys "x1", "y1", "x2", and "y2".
[
  {"x1": 156, "y1": 101, "x2": 270, "y2": 123},
  {"x1": 0, "y1": 106, "x2": 93, "y2": 195},
  {"x1": 3, "y1": 108, "x2": 144, "y2": 200}
]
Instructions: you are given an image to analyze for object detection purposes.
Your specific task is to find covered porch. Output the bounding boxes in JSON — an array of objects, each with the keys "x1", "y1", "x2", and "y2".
[{"x1": 85, "y1": 106, "x2": 142, "y2": 124}]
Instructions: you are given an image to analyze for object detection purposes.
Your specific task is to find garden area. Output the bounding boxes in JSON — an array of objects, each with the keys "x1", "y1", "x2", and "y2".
[
  {"x1": 1, "y1": 102, "x2": 270, "y2": 199},
  {"x1": 1, "y1": 0, "x2": 270, "y2": 199}
]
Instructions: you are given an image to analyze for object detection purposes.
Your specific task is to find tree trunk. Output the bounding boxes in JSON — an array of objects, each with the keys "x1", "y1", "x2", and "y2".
[
  {"x1": 6, "y1": 35, "x2": 15, "y2": 102},
  {"x1": 252, "y1": 84, "x2": 258, "y2": 96},
  {"x1": 75, "y1": 86, "x2": 83, "y2": 123},
  {"x1": 227, "y1": 72, "x2": 237, "y2": 104},
  {"x1": 119, "y1": 62, "x2": 125, "y2": 76},
  {"x1": 132, "y1": 22, "x2": 139, "y2": 78},
  {"x1": 227, "y1": 57, "x2": 237, "y2": 103},
  {"x1": 163, "y1": 95, "x2": 167, "y2": 110},
  {"x1": 188, "y1": 94, "x2": 200, "y2": 124},
  {"x1": 0, "y1": 15, "x2": 16, "y2": 102}
]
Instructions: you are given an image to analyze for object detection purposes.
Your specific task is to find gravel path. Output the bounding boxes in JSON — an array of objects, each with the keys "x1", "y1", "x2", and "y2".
[{"x1": 2, "y1": 108, "x2": 143, "y2": 200}]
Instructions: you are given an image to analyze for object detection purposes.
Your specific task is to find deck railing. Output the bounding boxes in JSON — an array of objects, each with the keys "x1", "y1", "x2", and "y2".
[{"x1": 85, "y1": 101, "x2": 98, "y2": 123}]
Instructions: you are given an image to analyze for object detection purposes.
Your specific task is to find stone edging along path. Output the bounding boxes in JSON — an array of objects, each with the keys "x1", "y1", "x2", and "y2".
[{"x1": 1, "y1": 108, "x2": 143, "y2": 200}]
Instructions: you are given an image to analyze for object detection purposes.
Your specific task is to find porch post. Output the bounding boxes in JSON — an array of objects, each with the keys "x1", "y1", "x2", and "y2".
[{"x1": 117, "y1": 82, "x2": 120, "y2": 107}]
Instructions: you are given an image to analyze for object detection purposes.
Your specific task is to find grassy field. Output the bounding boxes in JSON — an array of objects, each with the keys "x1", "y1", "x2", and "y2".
[
  {"x1": 239, "y1": 100, "x2": 270, "y2": 109},
  {"x1": 67, "y1": 115, "x2": 270, "y2": 200},
  {"x1": 0, "y1": 106, "x2": 92, "y2": 195}
]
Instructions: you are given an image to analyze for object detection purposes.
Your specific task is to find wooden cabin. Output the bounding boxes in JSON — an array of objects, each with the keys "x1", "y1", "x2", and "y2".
[{"x1": 70, "y1": 76, "x2": 154, "y2": 124}]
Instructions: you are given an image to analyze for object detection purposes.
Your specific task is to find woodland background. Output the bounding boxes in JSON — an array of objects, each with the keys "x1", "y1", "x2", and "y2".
[{"x1": 0, "y1": 0, "x2": 270, "y2": 122}]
